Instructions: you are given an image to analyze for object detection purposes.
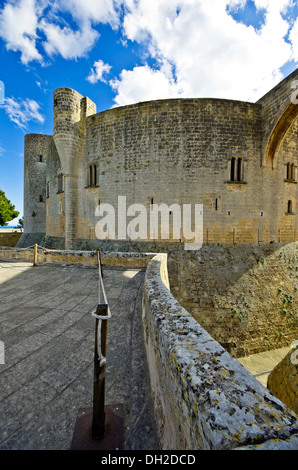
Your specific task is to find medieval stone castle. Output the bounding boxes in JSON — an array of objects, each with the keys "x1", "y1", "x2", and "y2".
[
  {"x1": 20, "y1": 69, "x2": 298, "y2": 250},
  {"x1": 10, "y1": 68, "x2": 298, "y2": 448},
  {"x1": 17, "y1": 69, "x2": 298, "y2": 359}
]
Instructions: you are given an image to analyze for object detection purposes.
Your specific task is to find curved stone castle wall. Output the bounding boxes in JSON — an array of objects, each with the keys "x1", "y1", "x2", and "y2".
[
  {"x1": 22, "y1": 71, "x2": 298, "y2": 249},
  {"x1": 23, "y1": 133, "x2": 52, "y2": 235},
  {"x1": 19, "y1": 74, "x2": 298, "y2": 357},
  {"x1": 81, "y1": 97, "x2": 268, "y2": 243}
]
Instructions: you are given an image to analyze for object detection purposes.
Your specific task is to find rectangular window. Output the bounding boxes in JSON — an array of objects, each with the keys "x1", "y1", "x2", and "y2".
[
  {"x1": 57, "y1": 174, "x2": 64, "y2": 193},
  {"x1": 88, "y1": 164, "x2": 97, "y2": 186},
  {"x1": 285, "y1": 162, "x2": 296, "y2": 182}
]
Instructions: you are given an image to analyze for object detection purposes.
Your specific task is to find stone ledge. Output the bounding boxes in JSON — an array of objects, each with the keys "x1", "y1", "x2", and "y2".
[
  {"x1": 0, "y1": 246, "x2": 158, "y2": 268},
  {"x1": 142, "y1": 254, "x2": 298, "y2": 450}
]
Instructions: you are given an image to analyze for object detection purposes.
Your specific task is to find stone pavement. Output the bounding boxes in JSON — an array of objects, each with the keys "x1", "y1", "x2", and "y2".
[
  {"x1": 0, "y1": 259, "x2": 293, "y2": 451},
  {"x1": 0, "y1": 260, "x2": 159, "y2": 450},
  {"x1": 238, "y1": 346, "x2": 292, "y2": 388}
]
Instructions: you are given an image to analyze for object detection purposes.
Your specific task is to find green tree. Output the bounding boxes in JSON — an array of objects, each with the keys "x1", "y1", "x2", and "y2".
[{"x1": 0, "y1": 190, "x2": 19, "y2": 226}]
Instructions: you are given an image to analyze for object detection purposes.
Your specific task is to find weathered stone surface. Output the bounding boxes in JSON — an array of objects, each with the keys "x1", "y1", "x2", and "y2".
[
  {"x1": 21, "y1": 70, "x2": 298, "y2": 250},
  {"x1": 142, "y1": 253, "x2": 298, "y2": 450},
  {"x1": 267, "y1": 347, "x2": 298, "y2": 415},
  {"x1": 1, "y1": 249, "x2": 297, "y2": 450}
]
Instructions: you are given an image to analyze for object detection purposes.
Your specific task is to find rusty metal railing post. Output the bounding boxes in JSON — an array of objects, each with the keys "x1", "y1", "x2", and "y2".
[
  {"x1": 92, "y1": 303, "x2": 109, "y2": 439},
  {"x1": 96, "y1": 249, "x2": 104, "y2": 278},
  {"x1": 71, "y1": 251, "x2": 123, "y2": 451},
  {"x1": 33, "y1": 243, "x2": 38, "y2": 266}
]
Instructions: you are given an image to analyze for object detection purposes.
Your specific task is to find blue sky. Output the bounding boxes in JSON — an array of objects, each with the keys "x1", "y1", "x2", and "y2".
[{"x1": 0, "y1": 0, "x2": 297, "y2": 225}]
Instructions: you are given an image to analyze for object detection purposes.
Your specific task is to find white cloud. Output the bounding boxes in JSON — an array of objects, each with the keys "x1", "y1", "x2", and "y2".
[
  {"x1": 86, "y1": 59, "x2": 112, "y2": 84},
  {"x1": 40, "y1": 19, "x2": 99, "y2": 60},
  {"x1": 0, "y1": 0, "x2": 121, "y2": 63},
  {"x1": 290, "y1": 17, "x2": 298, "y2": 61},
  {"x1": 112, "y1": 0, "x2": 295, "y2": 104},
  {"x1": 110, "y1": 64, "x2": 181, "y2": 106},
  {"x1": 2, "y1": 97, "x2": 44, "y2": 129},
  {"x1": 39, "y1": 0, "x2": 121, "y2": 60},
  {"x1": 0, "y1": 0, "x2": 296, "y2": 104},
  {"x1": 58, "y1": 0, "x2": 120, "y2": 27},
  {"x1": 0, "y1": 0, "x2": 42, "y2": 64}
]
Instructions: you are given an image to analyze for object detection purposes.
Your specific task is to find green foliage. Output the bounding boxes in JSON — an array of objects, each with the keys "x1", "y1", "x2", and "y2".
[{"x1": 0, "y1": 190, "x2": 19, "y2": 226}]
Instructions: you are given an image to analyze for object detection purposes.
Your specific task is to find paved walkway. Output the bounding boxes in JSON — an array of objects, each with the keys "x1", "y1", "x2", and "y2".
[
  {"x1": 238, "y1": 346, "x2": 292, "y2": 388},
  {"x1": 0, "y1": 259, "x2": 292, "y2": 450},
  {"x1": 0, "y1": 260, "x2": 159, "y2": 450}
]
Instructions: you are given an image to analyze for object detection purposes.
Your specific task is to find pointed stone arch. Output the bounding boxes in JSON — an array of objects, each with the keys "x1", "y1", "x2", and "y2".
[{"x1": 263, "y1": 101, "x2": 298, "y2": 168}]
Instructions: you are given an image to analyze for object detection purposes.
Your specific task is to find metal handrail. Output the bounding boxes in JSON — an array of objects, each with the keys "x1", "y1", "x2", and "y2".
[{"x1": 91, "y1": 250, "x2": 111, "y2": 440}]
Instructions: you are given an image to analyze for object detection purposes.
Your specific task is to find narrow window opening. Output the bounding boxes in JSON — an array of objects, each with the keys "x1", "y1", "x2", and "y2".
[
  {"x1": 93, "y1": 164, "x2": 97, "y2": 186},
  {"x1": 39, "y1": 195, "x2": 43, "y2": 202},
  {"x1": 215, "y1": 198, "x2": 218, "y2": 211},
  {"x1": 150, "y1": 198, "x2": 154, "y2": 206},
  {"x1": 287, "y1": 200, "x2": 293, "y2": 214},
  {"x1": 230, "y1": 157, "x2": 236, "y2": 182},
  {"x1": 230, "y1": 157, "x2": 244, "y2": 182},
  {"x1": 291, "y1": 163, "x2": 295, "y2": 181},
  {"x1": 57, "y1": 174, "x2": 64, "y2": 193},
  {"x1": 88, "y1": 164, "x2": 97, "y2": 186},
  {"x1": 287, "y1": 162, "x2": 291, "y2": 180},
  {"x1": 237, "y1": 158, "x2": 242, "y2": 181},
  {"x1": 285, "y1": 162, "x2": 296, "y2": 182},
  {"x1": 39, "y1": 155, "x2": 43, "y2": 162}
]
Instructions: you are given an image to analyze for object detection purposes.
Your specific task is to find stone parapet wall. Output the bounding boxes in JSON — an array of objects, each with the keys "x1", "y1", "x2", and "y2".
[
  {"x1": 0, "y1": 233, "x2": 22, "y2": 247},
  {"x1": 267, "y1": 347, "x2": 298, "y2": 415},
  {"x1": 171, "y1": 242, "x2": 298, "y2": 357},
  {"x1": 0, "y1": 246, "x2": 156, "y2": 268},
  {"x1": 142, "y1": 254, "x2": 298, "y2": 449}
]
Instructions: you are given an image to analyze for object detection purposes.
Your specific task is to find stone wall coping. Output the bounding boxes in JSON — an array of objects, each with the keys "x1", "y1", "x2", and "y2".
[{"x1": 0, "y1": 246, "x2": 159, "y2": 267}]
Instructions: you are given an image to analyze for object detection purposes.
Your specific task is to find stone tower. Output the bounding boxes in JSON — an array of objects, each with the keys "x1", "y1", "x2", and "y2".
[
  {"x1": 23, "y1": 133, "x2": 52, "y2": 241},
  {"x1": 53, "y1": 88, "x2": 96, "y2": 249}
]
